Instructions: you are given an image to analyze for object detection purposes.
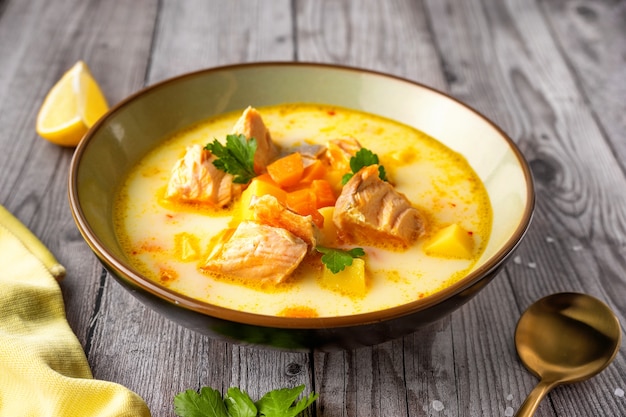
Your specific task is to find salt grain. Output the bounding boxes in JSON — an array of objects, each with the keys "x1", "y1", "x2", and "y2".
[
  {"x1": 545, "y1": 236, "x2": 555, "y2": 243},
  {"x1": 615, "y1": 387, "x2": 624, "y2": 397},
  {"x1": 506, "y1": 394, "x2": 513, "y2": 401},
  {"x1": 513, "y1": 256, "x2": 522, "y2": 264},
  {"x1": 572, "y1": 245, "x2": 583, "y2": 251},
  {"x1": 527, "y1": 262, "x2": 537, "y2": 269},
  {"x1": 504, "y1": 406, "x2": 514, "y2": 416},
  {"x1": 432, "y1": 400, "x2": 444, "y2": 411}
]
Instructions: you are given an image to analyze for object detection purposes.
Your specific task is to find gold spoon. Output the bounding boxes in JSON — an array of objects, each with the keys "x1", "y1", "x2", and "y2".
[{"x1": 515, "y1": 292, "x2": 621, "y2": 417}]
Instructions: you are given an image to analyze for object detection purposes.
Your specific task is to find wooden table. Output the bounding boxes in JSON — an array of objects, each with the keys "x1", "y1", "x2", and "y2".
[{"x1": 1, "y1": 1, "x2": 624, "y2": 416}]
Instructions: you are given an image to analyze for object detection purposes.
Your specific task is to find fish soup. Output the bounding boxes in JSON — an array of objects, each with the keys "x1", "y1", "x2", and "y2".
[{"x1": 114, "y1": 103, "x2": 492, "y2": 317}]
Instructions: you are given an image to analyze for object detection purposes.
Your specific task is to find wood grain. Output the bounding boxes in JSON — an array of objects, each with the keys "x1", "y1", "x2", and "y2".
[
  {"x1": 148, "y1": 0, "x2": 293, "y2": 83},
  {"x1": 540, "y1": 0, "x2": 626, "y2": 166},
  {"x1": 0, "y1": 0, "x2": 624, "y2": 416}
]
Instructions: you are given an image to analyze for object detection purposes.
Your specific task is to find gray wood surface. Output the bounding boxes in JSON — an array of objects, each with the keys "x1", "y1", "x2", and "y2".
[{"x1": 1, "y1": 0, "x2": 624, "y2": 416}]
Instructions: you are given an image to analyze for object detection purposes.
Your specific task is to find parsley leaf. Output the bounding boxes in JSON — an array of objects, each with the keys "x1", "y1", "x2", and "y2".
[
  {"x1": 173, "y1": 385, "x2": 317, "y2": 417},
  {"x1": 341, "y1": 148, "x2": 388, "y2": 185},
  {"x1": 174, "y1": 387, "x2": 229, "y2": 417},
  {"x1": 205, "y1": 134, "x2": 257, "y2": 184},
  {"x1": 225, "y1": 387, "x2": 257, "y2": 417},
  {"x1": 316, "y1": 246, "x2": 366, "y2": 274},
  {"x1": 256, "y1": 385, "x2": 319, "y2": 417}
]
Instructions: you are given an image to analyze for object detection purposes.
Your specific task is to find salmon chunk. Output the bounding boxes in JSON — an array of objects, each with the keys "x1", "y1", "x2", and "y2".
[
  {"x1": 202, "y1": 221, "x2": 307, "y2": 284},
  {"x1": 324, "y1": 137, "x2": 362, "y2": 172},
  {"x1": 165, "y1": 144, "x2": 241, "y2": 207},
  {"x1": 334, "y1": 165, "x2": 426, "y2": 248},
  {"x1": 232, "y1": 106, "x2": 279, "y2": 174},
  {"x1": 247, "y1": 194, "x2": 319, "y2": 247}
]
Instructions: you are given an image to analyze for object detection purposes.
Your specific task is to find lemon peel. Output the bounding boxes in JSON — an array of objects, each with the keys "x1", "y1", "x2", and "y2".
[{"x1": 36, "y1": 61, "x2": 109, "y2": 147}]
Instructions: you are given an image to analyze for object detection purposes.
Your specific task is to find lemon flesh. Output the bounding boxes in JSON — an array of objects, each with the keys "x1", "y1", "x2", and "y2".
[{"x1": 36, "y1": 61, "x2": 109, "y2": 147}]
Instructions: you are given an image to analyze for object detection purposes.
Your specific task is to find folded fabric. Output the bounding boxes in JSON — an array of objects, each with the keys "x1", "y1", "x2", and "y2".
[{"x1": 0, "y1": 206, "x2": 151, "y2": 416}]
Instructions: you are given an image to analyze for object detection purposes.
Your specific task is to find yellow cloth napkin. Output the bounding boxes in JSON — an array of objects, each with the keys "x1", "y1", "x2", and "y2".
[{"x1": 0, "y1": 207, "x2": 151, "y2": 416}]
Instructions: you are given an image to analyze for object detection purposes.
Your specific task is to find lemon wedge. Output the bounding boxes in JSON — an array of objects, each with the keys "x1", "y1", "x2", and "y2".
[{"x1": 36, "y1": 61, "x2": 109, "y2": 147}]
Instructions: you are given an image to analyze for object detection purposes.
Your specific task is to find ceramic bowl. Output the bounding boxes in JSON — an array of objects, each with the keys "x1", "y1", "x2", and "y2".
[{"x1": 68, "y1": 62, "x2": 534, "y2": 351}]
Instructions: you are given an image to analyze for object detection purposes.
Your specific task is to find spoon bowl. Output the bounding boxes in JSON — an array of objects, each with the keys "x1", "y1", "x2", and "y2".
[{"x1": 515, "y1": 292, "x2": 621, "y2": 416}]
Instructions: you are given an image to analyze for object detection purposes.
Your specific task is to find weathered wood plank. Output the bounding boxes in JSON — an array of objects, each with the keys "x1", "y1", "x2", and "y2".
[
  {"x1": 539, "y1": 0, "x2": 626, "y2": 168},
  {"x1": 295, "y1": 0, "x2": 448, "y2": 89},
  {"x1": 402, "y1": 321, "x2": 459, "y2": 417},
  {"x1": 148, "y1": 0, "x2": 294, "y2": 83},
  {"x1": 423, "y1": 0, "x2": 626, "y2": 416}
]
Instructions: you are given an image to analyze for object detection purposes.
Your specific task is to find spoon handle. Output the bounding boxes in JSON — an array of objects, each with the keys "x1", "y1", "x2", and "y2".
[{"x1": 515, "y1": 379, "x2": 555, "y2": 417}]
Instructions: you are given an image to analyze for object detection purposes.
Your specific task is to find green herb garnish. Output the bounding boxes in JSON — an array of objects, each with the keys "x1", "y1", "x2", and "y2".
[
  {"x1": 174, "y1": 384, "x2": 318, "y2": 417},
  {"x1": 316, "y1": 246, "x2": 365, "y2": 273},
  {"x1": 256, "y1": 386, "x2": 318, "y2": 417},
  {"x1": 341, "y1": 148, "x2": 387, "y2": 185},
  {"x1": 205, "y1": 134, "x2": 257, "y2": 184}
]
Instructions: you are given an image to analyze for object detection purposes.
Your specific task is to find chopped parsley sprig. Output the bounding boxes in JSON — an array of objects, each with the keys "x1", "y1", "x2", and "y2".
[
  {"x1": 174, "y1": 384, "x2": 318, "y2": 417},
  {"x1": 341, "y1": 148, "x2": 387, "y2": 185},
  {"x1": 316, "y1": 246, "x2": 365, "y2": 274},
  {"x1": 205, "y1": 134, "x2": 257, "y2": 184}
]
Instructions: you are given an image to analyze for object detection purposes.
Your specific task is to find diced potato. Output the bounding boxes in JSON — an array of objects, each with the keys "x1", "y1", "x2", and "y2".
[
  {"x1": 424, "y1": 223, "x2": 474, "y2": 259},
  {"x1": 323, "y1": 169, "x2": 347, "y2": 195},
  {"x1": 238, "y1": 176, "x2": 286, "y2": 221},
  {"x1": 318, "y1": 206, "x2": 338, "y2": 246},
  {"x1": 319, "y1": 258, "x2": 367, "y2": 297},
  {"x1": 174, "y1": 232, "x2": 201, "y2": 262}
]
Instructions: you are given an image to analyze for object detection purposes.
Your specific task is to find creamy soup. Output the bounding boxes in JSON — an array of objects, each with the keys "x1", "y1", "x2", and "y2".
[{"x1": 114, "y1": 103, "x2": 492, "y2": 317}]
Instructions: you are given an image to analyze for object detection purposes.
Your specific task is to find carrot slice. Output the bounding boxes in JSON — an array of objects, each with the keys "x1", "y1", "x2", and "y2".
[
  {"x1": 299, "y1": 159, "x2": 327, "y2": 184},
  {"x1": 286, "y1": 188, "x2": 324, "y2": 228},
  {"x1": 267, "y1": 152, "x2": 304, "y2": 187},
  {"x1": 278, "y1": 306, "x2": 319, "y2": 318},
  {"x1": 311, "y1": 179, "x2": 336, "y2": 208},
  {"x1": 254, "y1": 173, "x2": 280, "y2": 186},
  {"x1": 286, "y1": 188, "x2": 316, "y2": 214}
]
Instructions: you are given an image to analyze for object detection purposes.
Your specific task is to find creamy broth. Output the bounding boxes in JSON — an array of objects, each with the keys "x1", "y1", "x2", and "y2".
[{"x1": 114, "y1": 104, "x2": 492, "y2": 317}]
